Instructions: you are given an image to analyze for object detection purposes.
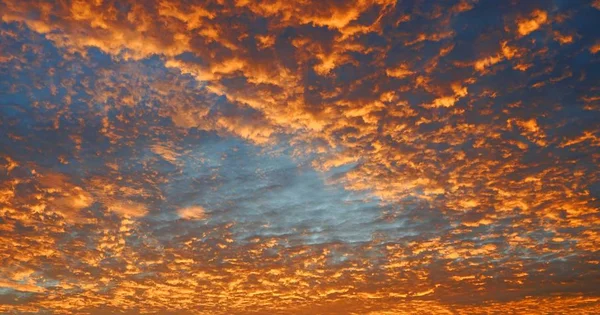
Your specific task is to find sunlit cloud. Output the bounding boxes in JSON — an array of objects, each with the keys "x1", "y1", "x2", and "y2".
[
  {"x1": 177, "y1": 206, "x2": 206, "y2": 220},
  {"x1": 0, "y1": 0, "x2": 599, "y2": 313}
]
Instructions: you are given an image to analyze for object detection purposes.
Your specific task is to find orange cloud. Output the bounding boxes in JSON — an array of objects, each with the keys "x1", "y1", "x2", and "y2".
[
  {"x1": 590, "y1": 42, "x2": 600, "y2": 54},
  {"x1": 177, "y1": 206, "x2": 207, "y2": 220},
  {"x1": 516, "y1": 10, "x2": 548, "y2": 36},
  {"x1": 0, "y1": 1, "x2": 598, "y2": 313},
  {"x1": 107, "y1": 200, "x2": 148, "y2": 218}
]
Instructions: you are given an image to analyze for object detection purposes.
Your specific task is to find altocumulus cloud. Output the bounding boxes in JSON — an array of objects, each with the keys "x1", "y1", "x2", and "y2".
[{"x1": 0, "y1": 0, "x2": 599, "y2": 314}]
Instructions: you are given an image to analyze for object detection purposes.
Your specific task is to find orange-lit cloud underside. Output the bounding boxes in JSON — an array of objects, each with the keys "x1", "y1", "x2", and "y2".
[{"x1": 1, "y1": 0, "x2": 600, "y2": 314}]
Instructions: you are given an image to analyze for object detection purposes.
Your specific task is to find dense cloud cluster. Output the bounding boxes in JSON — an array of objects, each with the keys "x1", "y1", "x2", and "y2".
[{"x1": 1, "y1": 0, "x2": 599, "y2": 313}]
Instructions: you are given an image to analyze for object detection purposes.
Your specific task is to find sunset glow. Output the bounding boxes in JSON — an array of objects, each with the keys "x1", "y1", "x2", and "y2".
[{"x1": 1, "y1": 0, "x2": 599, "y2": 314}]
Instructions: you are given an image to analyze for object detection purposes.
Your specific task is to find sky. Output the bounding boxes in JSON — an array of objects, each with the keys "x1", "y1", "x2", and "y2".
[{"x1": 0, "y1": 0, "x2": 599, "y2": 314}]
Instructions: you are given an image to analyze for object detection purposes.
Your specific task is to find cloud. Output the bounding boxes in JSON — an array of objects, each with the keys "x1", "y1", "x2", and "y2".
[
  {"x1": 177, "y1": 206, "x2": 206, "y2": 220},
  {"x1": 0, "y1": 0, "x2": 599, "y2": 313},
  {"x1": 385, "y1": 64, "x2": 414, "y2": 78},
  {"x1": 107, "y1": 200, "x2": 148, "y2": 218},
  {"x1": 516, "y1": 10, "x2": 548, "y2": 36},
  {"x1": 590, "y1": 42, "x2": 600, "y2": 54}
]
